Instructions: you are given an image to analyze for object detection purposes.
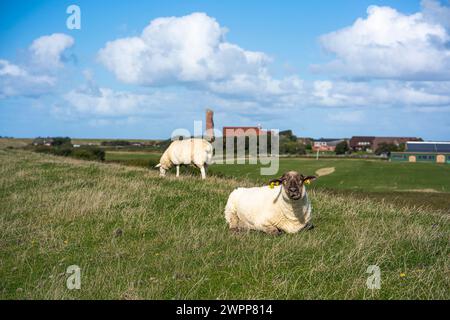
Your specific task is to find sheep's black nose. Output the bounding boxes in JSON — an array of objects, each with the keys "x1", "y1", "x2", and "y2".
[{"x1": 289, "y1": 187, "x2": 297, "y2": 193}]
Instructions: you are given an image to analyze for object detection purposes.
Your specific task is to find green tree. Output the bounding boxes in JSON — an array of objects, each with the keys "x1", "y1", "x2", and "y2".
[
  {"x1": 305, "y1": 143, "x2": 312, "y2": 153},
  {"x1": 335, "y1": 141, "x2": 349, "y2": 155},
  {"x1": 375, "y1": 143, "x2": 400, "y2": 155},
  {"x1": 279, "y1": 130, "x2": 297, "y2": 142},
  {"x1": 280, "y1": 141, "x2": 306, "y2": 155},
  {"x1": 52, "y1": 137, "x2": 72, "y2": 146}
]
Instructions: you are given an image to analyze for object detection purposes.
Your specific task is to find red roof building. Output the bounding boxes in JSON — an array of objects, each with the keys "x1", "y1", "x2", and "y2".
[{"x1": 222, "y1": 126, "x2": 266, "y2": 137}]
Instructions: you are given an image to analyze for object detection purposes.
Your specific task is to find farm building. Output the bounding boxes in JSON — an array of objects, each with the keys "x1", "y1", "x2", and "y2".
[
  {"x1": 349, "y1": 136, "x2": 422, "y2": 152},
  {"x1": 349, "y1": 136, "x2": 375, "y2": 151},
  {"x1": 390, "y1": 142, "x2": 450, "y2": 164},
  {"x1": 32, "y1": 137, "x2": 54, "y2": 146},
  {"x1": 312, "y1": 138, "x2": 346, "y2": 152},
  {"x1": 222, "y1": 126, "x2": 266, "y2": 137}
]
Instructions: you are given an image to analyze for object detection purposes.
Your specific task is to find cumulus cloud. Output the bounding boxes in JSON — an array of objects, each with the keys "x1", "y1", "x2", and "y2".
[
  {"x1": 327, "y1": 110, "x2": 365, "y2": 123},
  {"x1": 309, "y1": 80, "x2": 450, "y2": 108},
  {"x1": 29, "y1": 33, "x2": 75, "y2": 70},
  {"x1": 422, "y1": 0, "x2": 450, "y2": 29},
  {"x1": 98, "y1": 13, "x2": 268, "y2": 84},
  {"x1": 313, "y1": 2, "x2": 450, "y2": 80},
  {"x1": 59, "y1": 77, "x2": 450, "y2": 122},
  {"x1": 64, "y1": 85, "x2": 159, "y2": 116},
  {"x1": 87, "y1": 117, "x2": 140, "y2": 127},
  {"x1": 61, "y1": 71, "x2": 186, "y2": 117},
  {"x1": 94, "y1": 9, "x2": 450, "y2": 116},
  {"x1": 0, "y1": 33, "x2": 74, "y2": 98},
  {"x1": 0, "y1": 59, "x2": 56, "y2": 98},
  {"x1": 98, "y1": 12, "x2": 301, "y2": 99}
]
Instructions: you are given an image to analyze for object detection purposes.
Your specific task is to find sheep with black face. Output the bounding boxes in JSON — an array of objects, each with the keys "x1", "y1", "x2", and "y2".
[{"x1": 224, "y1": 171, "x2": 317, "y2": 235}]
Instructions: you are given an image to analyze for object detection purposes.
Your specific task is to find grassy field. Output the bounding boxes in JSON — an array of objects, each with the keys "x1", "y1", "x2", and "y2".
[
  {"x1": 0, "y1": 138, "x2": 33, "y2": 149},
  {"x1": 105, "y1": 151, "x2": 450, "y2": 211},
  {"x1": 1, "y1": 149, "x2": 449, "y2": 299}
]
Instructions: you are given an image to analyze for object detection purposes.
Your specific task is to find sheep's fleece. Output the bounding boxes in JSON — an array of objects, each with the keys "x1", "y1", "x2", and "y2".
[
  {"x1": 224, "y1": 172, "x2": 316, "y2": 234},
  {"x1": 156, "y1": 138, "x2": 213, "y2": 179}
]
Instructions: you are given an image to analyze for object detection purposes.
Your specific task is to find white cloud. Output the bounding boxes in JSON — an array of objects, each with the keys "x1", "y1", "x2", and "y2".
[
  {"x1": 0, "y1": 33, "x2": 74, "y2": 98},
  {"x1": 309, "y1": 80, "x2": 450, "y2": 108},
  {"x1": 408, "y1": 105, "x2": 450, "y2": 113},
  {"x1": 59, "y1": 77, "x2": 450, "y2": 122},
  {"x1": 94, "y1": 9, "x2": 450, "y2": 116},
  {"x1": 0, "y1": 59, "x2": 56, "y2": 98},
  {"x1": 29, "y1": 33, "x2": 74, "y2": 70},
  {"x1": 87, "y1": 117, "x2": 140, "y2": 127},
  {"x1": 98, "y1": 13, "x2": 268, "y2": 84},
  {"x1": 64, "y1": 87, "x2": 157, "y2": 116},
  {"x1": 4, "y1": 8, "x2": 445, "y2": 125},
  {"x1": 98, "y1": 12, "x2": 301, "y2": 100},
  {"x1": 422, "y1": 0, "x2": 450, "y2": 29},
  {"x1": 314, "y1": 3, "x2": 450, "y2": 80},
  {"x1": 327, "y1": 110, "x2": 365, "y2": 123},
  {"x1": 61, "y1": 71, "x2": 188, "y2": 117}
]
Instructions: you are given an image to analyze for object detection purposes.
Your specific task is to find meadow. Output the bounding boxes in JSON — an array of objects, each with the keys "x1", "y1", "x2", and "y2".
[
  {"x1": 0, "y1": 149, "x2": 449, "y2": 299},
  {"x1": 105, "y1": 151, "x2": 450, "y2": 211}
]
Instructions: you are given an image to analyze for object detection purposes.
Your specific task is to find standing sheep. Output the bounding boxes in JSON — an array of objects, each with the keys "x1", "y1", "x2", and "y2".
[
  {"x1": 156, "y1": 138, "x2": 213, "y2": 179},
  {"x1": 224, "y1": 171, "x2": 317, "y2": 235}
]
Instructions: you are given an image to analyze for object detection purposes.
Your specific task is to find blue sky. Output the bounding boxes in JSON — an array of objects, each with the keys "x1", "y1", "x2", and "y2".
[{"x1": 1, "y1": 0, "x2": 449, "y2": 140}]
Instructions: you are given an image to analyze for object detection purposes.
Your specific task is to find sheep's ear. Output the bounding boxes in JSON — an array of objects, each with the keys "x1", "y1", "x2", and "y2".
[
  {"x1": 302, "y1": 175, "x2": 317, "y2": 183},
  {"x1": 269, "y1": 174, "x2": 287, "y2": 185},
  {"x1": 155, "y1": 164, "x2": 161, "y2": 168},
  {"x1": 269, "y1": 178, "x2": 282, "y2": 185}
]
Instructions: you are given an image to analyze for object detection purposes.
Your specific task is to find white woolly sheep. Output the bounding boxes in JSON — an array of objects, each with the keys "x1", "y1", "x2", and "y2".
[
  {"x1": 156, "y1": 138, "x2": 213, "y2": 179},
  {"x1": 224, "y1": 171, "x2": 317, "y2": 235}
]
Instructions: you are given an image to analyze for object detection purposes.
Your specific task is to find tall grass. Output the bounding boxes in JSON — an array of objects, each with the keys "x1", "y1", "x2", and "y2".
[{"x1": 0, "y1": 150, "x2": 448, "y2": 299}]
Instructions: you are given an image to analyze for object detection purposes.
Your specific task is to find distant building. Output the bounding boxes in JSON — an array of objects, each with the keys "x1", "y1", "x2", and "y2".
[
  {"x1": 312, "y1": 138, "x2": 346, "y2": 152},
  {"x1": 32, "y1": 137, "x2": 54, "y2": 146},
  {"x1": 349, "y1": 136, "x2": 375, "y2": 151},
  {"x1": 372, "y1": 137, "x2": 421, "y2": 151},
  {"x1": 350, "y1": 136, "x2": 421, "y2": 152},
  {"x1": 222, "y1": 126, "x2": 266, "y2": 137},
  {"x1": 391, "y1": 141, "x2": 450, "y2": 164}
]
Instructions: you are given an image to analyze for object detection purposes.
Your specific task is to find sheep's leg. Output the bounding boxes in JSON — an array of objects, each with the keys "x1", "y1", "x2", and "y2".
[
  {"x1": 225, "y1": 203, "x2": 241, "y2": 231},
  {"x1": 200, "y1": 166, "x2": 206, "y2": 180},
  {"x1": 176, "y1": 165, "x2": 180, "y2": 177}
]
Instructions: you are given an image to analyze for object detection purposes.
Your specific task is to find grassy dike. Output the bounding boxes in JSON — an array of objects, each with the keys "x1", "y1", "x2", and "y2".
[{"x1": 0, "y1": 149, "x2": 449, "y2": 299}]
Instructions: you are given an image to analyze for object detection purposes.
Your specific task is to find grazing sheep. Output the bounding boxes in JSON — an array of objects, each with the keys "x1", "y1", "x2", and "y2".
[
  {"x1": 156, "y1": 138, "x2": 213, "y2": 179},
  {"x1": 224, "y1": 171, "x2": 317, "y2": 235}
]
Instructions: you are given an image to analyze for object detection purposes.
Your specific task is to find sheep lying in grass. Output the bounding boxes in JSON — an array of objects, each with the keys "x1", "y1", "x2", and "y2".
[
  {"x1": 224, "y1": 171, "x2": 317, "y2": 235},
  {"x1": 156, "y1": 138, "x2": 213, "y2": 180}
]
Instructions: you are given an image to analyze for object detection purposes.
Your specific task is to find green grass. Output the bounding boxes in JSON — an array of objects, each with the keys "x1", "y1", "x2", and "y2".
[
  {"x1": 215, "y1": 158, "x2": 449, "y2": 191},
  {"x1": 0, "y1": 138, "x2": 32, "y2": 149},
  {"x1": 106, "y1": 151, "x2": 450, "y2": 192},
  {"x1": 0, "y1": 149, "x2": 449, "y2": 299},
  {"x1": 105, "y1": 151, "x2": 450, "y2": 210}
]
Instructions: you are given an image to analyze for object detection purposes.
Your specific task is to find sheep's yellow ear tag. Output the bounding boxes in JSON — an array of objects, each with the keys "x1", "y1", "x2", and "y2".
[
  {"x1": 304, "y1": 179, "x2": 311, "y2": 185},
  {"x1": 269, "y1": 181, "x2": 279, "y2": 189}
]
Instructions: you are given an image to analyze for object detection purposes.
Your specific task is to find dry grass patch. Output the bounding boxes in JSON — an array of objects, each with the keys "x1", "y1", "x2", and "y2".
[{"x1": 315, "y1": 167, "x2": 336, "y2": 177}]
